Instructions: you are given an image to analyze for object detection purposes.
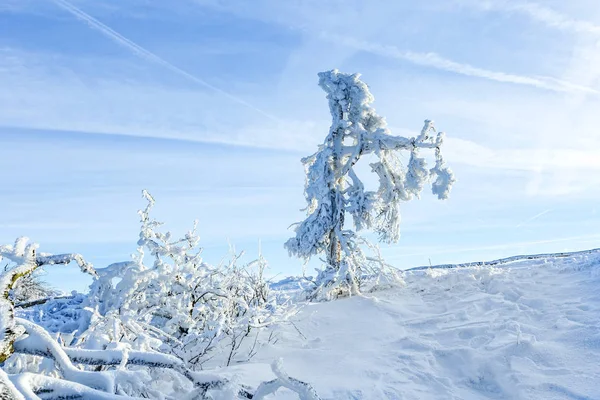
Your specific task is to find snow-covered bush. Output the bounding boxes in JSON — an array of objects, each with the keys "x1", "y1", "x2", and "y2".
[
  {"x1": 0, "y1": 233, "x2": 317, "y2": 399},
  {"x1": 83, "y1": 191, "x2": 295, "y2": 370},
  {"x1": 285, "y1": 70, "x2": 455, "y2": 299}
]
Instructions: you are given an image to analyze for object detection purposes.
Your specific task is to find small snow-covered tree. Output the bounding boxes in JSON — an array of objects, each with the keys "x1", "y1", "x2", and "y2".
[{"x1": 285, "y1": 70, "x2": 455, "y2": 298}]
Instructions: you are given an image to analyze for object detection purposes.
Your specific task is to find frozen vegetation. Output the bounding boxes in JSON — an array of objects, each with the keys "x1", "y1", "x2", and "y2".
[{"x1": 2, "y1": 244, "x2": 599, "y2": 399}]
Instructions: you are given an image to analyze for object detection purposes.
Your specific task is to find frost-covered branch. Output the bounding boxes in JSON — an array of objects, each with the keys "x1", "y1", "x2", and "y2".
[
  {"x1": 12, "y1": 323, "x2": 252, "y2": 398},
  {"x1": 13, "y1": 322, "x2": 184, "y2": 370},
  {"x1": 7, "y1": 372, "x2": 140, "y2": 400},
  {"x1": 13, "y1": 326, "x2": 317, "y2": 400},
  {"x1": 14, "y1": 318, "x2": 115, "y2": 392},
  {"x1": 0, "y1": 368, "x2": 24, "y2": 400},
  {"x1": 1, "y1": 238, "x2": 96, "y2": 364},
  {"x1": 15, "y1": 295, "x2": 75, "y2": 309},
  {"x1": 253, "y1": 360, "x2": 321, "y2": 400}
]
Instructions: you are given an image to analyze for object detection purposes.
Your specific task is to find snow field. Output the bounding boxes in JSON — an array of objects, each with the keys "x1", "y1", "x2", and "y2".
[{"x1": 237, "y1": 252, "x2": 600, "y2": 399}]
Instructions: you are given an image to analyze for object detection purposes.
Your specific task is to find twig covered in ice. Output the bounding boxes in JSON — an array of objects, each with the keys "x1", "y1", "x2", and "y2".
[{"x1": 253, "y1": 359, "x2": 321, "y2": 400}]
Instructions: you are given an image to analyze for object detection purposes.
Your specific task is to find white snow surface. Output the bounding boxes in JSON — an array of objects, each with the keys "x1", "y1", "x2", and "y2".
[{"x1": 231, "y1": 250, "x2": 600, "y2": 399}]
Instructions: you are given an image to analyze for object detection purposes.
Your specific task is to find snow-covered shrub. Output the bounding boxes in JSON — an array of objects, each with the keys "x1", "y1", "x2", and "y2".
[
  {"x1": 84, "y1": 191, "x2": 295, "y2": 370},
  {"x1": 0, "y1": 236, "x2": 318, "y2": 399},
  {"x1": 285, "y1": 69, "x2": 455, "y2": 299}
]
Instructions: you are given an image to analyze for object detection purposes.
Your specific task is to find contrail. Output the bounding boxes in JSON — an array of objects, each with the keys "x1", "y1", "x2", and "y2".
[
  {"x1": 321, "y1": 32, "x2": 598, "y2": 95},
  {"x1": 515, "y1": 209, "x2": 552, "y2": 228},
  {"x1": 51, "y1": 0, "x2": 278, "y2": 121}
]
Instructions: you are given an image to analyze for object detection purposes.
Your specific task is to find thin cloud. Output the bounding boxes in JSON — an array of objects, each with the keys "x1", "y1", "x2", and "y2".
[
  {"x1": 0, "y1": 47, "x2": 317, "y2": 152},
  {"x1": 445, "y1": 137, "x2": 600, "y2": 172},
  {"x1": 389, "y1": 233, "x2": 600, "y2": 259},
  {"x1": 51, "y1": 0, "x2": 279, "y2": 121},
  {"x1": 471, "y1": 1, "x2": 600, "y2": 35},
  {"x1": 321, "y1": 32, "x2": 598, "y2": 94}
]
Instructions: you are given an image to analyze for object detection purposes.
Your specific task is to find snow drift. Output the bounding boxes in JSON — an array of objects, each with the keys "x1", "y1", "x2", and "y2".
[{"x1": 241, "y1": 249, "x2": 600, "y2": 399}]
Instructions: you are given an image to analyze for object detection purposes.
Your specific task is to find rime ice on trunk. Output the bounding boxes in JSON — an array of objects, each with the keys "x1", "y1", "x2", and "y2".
[{"x1": 285, "y1": 69, "x2": 455, "y2": 299}]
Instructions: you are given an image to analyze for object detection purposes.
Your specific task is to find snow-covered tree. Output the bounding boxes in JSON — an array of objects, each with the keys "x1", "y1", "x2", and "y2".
[{"x1": 285, "y1": 70, "x2": 455, "y2": 298}]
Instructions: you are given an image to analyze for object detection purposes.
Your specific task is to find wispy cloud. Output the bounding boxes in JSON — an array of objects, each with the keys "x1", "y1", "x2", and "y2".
[
  {"x1": 444, "y1": 137, "x2": 600, "y2": 197},
  {"x1": 50, "y1": 0, "x2": 278, "y2": 121},
  {"x1": 445, "y1": 138, "x2": 600, "y2": 172},
  {"x1": 0, "y1": 47, "x2": 319, "y2": 152},
  {"x1": 388, "y1": 233, "x2": 600, "y2": 259},
  {"x1": 468, "y1": 1, "x2": 600, "y2": 35},
  {"x1": 320, "y1": 32, "x2": 598, "y2": 94}
]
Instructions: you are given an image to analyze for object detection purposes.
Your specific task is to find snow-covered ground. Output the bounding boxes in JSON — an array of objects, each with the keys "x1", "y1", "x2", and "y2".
[
  {"x1": 230, "y1": 250, "x2": 600, "y2": 399},
  {"x1": 7, "y1": 249, "x2": 600, "y2": 399}
]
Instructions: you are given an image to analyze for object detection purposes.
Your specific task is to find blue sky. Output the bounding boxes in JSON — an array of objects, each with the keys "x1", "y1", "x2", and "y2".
[{"x1": 1, "y1": 0, "x2": 600, "y2": 292}]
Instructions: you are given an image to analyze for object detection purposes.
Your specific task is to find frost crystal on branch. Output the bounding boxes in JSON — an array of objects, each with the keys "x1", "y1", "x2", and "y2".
[{"x1": 285, "y1": 69, "x2": 455, "y2": 299}]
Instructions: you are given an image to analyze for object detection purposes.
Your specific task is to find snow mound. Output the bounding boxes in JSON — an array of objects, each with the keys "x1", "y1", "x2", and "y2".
[{"x1": 249, "y1": 250, "x2": 600, "y2": 399}]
